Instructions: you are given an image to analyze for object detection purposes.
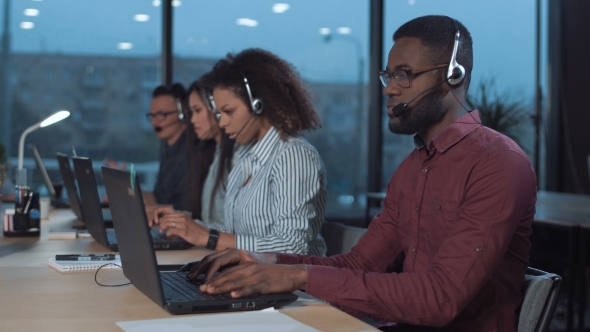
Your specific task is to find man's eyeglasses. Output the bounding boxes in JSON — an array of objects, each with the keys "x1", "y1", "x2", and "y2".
[
  {"x1": 146, "y1": 110, "x2": 178, "y2": 121},
  {"x1": 379, "y1": 64, "x2": 448, "y2": 88}
]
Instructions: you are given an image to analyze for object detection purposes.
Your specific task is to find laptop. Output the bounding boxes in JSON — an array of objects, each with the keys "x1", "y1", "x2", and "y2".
[
  {"x1": 56, "y1": 153, "x2": 112, "y2": 225},
  {"x1": 74, "y1": 157, "x2": 192, "y2": 251},
  {"x1": 31, "y1": 146, "x2": 69, "y2": 208},
  {"x1": 102, "y1": 166, "x2": 297, "y2": 314}
]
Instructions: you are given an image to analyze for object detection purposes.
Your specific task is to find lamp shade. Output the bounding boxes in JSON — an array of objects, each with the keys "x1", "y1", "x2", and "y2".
[
  {"x1": 40, "y1": 110, "x2": 70, "y2": 128},
  {"x1": 17, "y1": 109, "x2": 71, "y2": 186}
]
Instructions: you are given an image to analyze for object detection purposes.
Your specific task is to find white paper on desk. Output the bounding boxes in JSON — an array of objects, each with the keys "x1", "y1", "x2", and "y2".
[{"x1": 116, "y1": 308, "x2": 319, "y2": 332}]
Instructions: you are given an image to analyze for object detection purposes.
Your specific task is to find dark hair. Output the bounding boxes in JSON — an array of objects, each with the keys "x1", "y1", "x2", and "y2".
[
  {"x1": 184, "y1": 80, "x2": 236, "y2": 220},
  {"x1": 201, "y1": 48, "x2": 321, "y2": 140},
  {"x1": 153, "y1": 83, "x2": 187, "y2": 100},
  {"x1": 393, "y1": 15, "x2": 474, "y2": 92}
]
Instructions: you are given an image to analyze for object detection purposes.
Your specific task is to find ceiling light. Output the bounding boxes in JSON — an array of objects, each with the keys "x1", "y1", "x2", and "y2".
[
  {"x1": 236, "y1": 18, "x2": 258, "y2": 27},
  {"x1": 408, "y1": 0, "x2": 416, "y2": 5},
  {"x1": 152, "y1": 0, "x2": 161, "y2": 6},
  {"x1": 24, "y1": 9, "x2": 39, "y2": 17},
  {"x1": 319, "y1": 28, "x2": 331, "y2": 35},
  {"x1": 337, "y1": 27, "x2": 352, "y2": 34},
  {"x1": 172, "y1": 0, "x2": 182, "y2": 6},
  {"x1": 20, "y1": 22, "x2": 34, "y2": 29},
  {"x1": 117, "y1": 43, "x2": 133, "y2": 50},
  {"x1": 272, "y1": 3, "x2": 290, "y2": 13},
  {"x1": 134, "y1": 14, "x2": 149, "y2": 22}
]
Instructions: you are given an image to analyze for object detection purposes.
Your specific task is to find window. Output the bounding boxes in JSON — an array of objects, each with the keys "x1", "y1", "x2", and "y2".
[
  {"x1": 381, "y1": 0, "x2": 538, "y2": 189},
  {"x1": 1, "y1": 1, "x2": 162, "y2": 194},
  {"x1": 173, "y1": 0, "x2": 370, "y2": 214}
]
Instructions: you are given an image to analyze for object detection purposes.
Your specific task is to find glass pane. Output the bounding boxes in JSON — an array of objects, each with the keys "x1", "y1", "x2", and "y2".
[
  {"x1": 173, "y1": 0, "x2": 370, "y2": 214},
  {"x1": 0, "y1": 0, "x2": 161, "y2": 196},
  {"x1": 382, "y1": 0, "x2": 538, "y2": 189}
]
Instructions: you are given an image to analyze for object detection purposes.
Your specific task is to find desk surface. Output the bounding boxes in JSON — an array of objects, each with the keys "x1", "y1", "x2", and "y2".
[
  {"x1": 0, "y1": 208, "x2": 376, "y2": 332},
  {"x1": 534, "y1": 191, "x2": 590, "y2": 228}
]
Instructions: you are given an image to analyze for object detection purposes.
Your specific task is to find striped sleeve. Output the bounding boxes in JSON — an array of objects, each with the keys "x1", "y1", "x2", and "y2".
[{"x1": 235, "y1": 144, "x2": 326, "y2": 255}]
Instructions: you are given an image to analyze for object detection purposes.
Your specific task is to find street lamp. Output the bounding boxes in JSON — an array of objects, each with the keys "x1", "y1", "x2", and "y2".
[
  {"x1": 17, "y1": 110, "x2": 70, "y2": 186},
  {"x1": 321, "y1": 28, "x2": 365, "y2": 208}
]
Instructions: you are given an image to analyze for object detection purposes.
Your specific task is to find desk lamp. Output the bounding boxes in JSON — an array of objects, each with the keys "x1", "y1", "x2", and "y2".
[{"x1": 17, "y1": 110, "x2": 70, "y2": 186}]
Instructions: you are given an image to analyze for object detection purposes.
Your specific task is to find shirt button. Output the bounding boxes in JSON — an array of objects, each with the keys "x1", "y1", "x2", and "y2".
[
  {"x1": 436, "y1": 205, "x2": 441, "y2": 210},
  {"x1": 415, "y1": 207, "x2": 420, "y2": 212},
  {"x1": 423, "y1": 168, "x2": 428, "y2": 173},
  {"x1": 475, "y1": 247, "x2": 483, "y2": 252},
  {"x1": 410, "y1": 248, "x2": 416, "y2": 252}
]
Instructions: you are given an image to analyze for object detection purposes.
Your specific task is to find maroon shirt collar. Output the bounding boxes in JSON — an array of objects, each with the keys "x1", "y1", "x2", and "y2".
[{"x1": 414, "y1": 110, "x2": 482, "y2": 155}]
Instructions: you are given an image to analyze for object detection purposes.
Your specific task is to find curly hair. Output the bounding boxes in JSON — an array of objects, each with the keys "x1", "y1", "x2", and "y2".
[
  {"x1": 393, "y1": 15, "x2": 473, "y2": 92},
  {"x1": 201, "y1": 48, "x2": 321, "y2": 140}
]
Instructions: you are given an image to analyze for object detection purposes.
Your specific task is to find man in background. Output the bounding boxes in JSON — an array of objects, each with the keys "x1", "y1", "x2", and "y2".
[{"x1": 105, "y1": 84, "x2": 188, "y2": 210}]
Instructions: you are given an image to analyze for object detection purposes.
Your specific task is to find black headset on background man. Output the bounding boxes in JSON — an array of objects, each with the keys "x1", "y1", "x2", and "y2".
[{"x1": 392, "y1": 18, "x2": 466, "y2": 117}]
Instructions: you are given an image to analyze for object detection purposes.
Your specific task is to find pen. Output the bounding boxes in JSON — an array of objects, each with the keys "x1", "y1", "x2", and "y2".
[{"x1": 55, "y1": 254, "x2": 116, "y2": 261}]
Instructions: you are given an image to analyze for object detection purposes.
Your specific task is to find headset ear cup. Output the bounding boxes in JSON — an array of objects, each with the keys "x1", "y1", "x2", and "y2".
[
  {"x1": 447, "y1": 64, "x2": 465, "y2": 86},
  {"x1": 176, "y1": 98, "x2": 184, "y2": 121},
  {"x1": 252, "y1": 99, "x2": 263, "y2": 115}
]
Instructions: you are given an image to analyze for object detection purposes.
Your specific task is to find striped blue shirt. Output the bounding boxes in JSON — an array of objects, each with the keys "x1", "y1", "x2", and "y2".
[{"x1": 216, "y1": 127, "x2": 327, "y2": 256}]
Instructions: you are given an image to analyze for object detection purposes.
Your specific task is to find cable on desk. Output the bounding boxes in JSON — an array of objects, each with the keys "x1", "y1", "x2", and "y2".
[{"x1": 94, "y1": 263, "x2": 131, "y2": 287}]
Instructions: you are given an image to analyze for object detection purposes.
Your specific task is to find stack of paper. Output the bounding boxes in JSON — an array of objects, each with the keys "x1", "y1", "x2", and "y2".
[{"x1": 117, "y1": 307, "x2": 320, "y2": 332}]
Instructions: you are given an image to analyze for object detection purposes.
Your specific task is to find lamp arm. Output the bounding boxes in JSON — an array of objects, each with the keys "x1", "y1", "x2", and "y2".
[{"x1": 18, "y1": 122, "x2": 41, "y2": 169}]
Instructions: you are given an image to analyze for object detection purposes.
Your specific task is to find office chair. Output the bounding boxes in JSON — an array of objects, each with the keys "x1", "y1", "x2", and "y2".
[
  {"x1": 321, "y1": 221, "x2": 368, "y2": 256},
  {"x1": 518, "y1": 267, "x2": 562, "y2": 332}
]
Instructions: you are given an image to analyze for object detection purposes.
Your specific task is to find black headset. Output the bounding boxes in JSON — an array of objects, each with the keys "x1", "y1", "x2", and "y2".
[
  {"x1": 243, "y1": 75, "x2": 263, "y2": 115},
  {"x1": 447, "y1": 19, "x2": 466, "y2": 86}
]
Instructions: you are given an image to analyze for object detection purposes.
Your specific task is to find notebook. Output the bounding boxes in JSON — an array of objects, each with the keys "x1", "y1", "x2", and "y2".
[
  {"x1": 74, "y1": 157, "x2": 193, "y2": 251},
  {"x1": 102, "y1": 167, "x2": 298, "y2": 315},
  {"x1": 56, "y1": 153, "x2": 112, "y2": 226},
  {"x1": 48, "y1": 255, "x2": 122, "y2": 272}
]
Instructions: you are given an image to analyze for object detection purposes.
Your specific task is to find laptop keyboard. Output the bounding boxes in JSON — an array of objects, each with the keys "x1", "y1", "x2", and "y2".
[{"x1": 161, "y1": 272, "x2": 230, "y2": 301}]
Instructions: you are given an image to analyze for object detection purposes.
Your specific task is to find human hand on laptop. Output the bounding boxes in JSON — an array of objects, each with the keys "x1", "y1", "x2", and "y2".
[
  {"x1": 103, "y1": 158, "x2": 127, "y2": 170},
  {"x1": 154, "y1": 206, "x2": 209, "y2": 246},
  {"x1": 146, "y1": 204, "x2": 173, "y2": 227},
  {"x1": 187, "y1": 249, "x2": 305, "y2": 298}
]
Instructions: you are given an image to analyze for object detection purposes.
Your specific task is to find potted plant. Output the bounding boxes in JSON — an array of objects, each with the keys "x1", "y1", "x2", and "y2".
[{"x1": 467, "y1": 78, "x2": 532, "y2": 150}]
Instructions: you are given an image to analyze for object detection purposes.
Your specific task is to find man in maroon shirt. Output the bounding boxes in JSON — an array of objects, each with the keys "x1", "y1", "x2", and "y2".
[{"x1": 184, "y1": 15, "x2": 536, "y2": 331}]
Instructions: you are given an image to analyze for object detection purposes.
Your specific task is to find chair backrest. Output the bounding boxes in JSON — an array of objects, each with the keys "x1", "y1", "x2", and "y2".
[
  {"x1": 321, "y1": 221, "x2": 368, "y2": 256},
  {"x1": 518, "y1": 267, "x2": 562, "y2": 332}
]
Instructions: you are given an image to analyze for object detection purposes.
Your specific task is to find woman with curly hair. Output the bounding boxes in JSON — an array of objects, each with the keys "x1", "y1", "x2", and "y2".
[{"x1": 154, "y1": 48, "x2": 327, "y2": 256}]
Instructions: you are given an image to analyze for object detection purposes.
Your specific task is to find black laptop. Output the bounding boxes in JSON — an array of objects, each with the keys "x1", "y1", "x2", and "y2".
[
  {"x1": 102, "y1": 166, "x2": 297, "y2": 314},
  {"x1": 56, "y1": 153, "x2": 112, "y2": 226},
  {"x1": 74, "y1": 157, "x2": 192, "y2": 251}
]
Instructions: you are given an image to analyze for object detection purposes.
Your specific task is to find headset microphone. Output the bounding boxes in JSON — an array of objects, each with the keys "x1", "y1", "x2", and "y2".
[
  {"x1": 232, "y1": 112, "x2": 255, "y2": 140},
  {"x1": 154, "y1": 120, "x2": 181, "y2": 133},
  {"x1": 392, "y1": 76, "x2": 453, "y2": 117}
]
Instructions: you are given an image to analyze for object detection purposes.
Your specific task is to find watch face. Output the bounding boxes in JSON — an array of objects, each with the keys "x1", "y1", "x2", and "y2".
[{"x1": 206, "y1": 229, "x2": 220, "y2": 249}]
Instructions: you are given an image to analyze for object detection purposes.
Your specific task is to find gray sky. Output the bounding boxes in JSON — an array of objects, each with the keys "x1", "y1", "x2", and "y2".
[{"x1": 5, "y1": 0, "x2": 538, "y2": 98}]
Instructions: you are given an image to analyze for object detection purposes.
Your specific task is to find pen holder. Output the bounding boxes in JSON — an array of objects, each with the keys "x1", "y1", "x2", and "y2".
[{"x1": 3, "y1": 191, "x2": 40, "y2": 238}]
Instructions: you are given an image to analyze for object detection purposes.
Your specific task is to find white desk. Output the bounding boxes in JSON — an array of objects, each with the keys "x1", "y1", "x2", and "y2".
[{"x1": 0, "y1": 207, "x2": 377, "y2": 331}]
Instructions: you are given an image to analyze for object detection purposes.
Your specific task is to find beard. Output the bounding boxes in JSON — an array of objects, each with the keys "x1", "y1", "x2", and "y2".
[{"x1": 388, "y1": 88, "x2": 446, "y2": 135}]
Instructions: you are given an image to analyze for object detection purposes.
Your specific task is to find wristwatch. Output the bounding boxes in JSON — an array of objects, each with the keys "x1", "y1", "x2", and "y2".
[{"x1": 206, "y1": 229, "x2": 220, "y2": 250}]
